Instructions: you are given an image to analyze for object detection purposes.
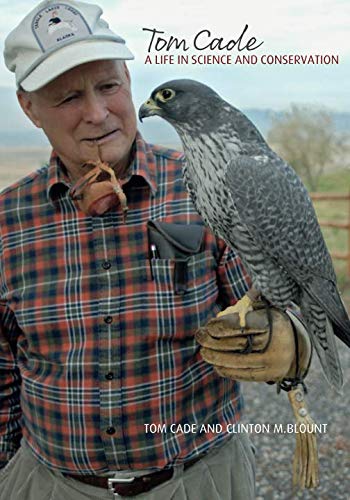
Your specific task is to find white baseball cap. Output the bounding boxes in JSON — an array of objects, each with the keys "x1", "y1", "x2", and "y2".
[{"x1": 4, "y1": 0, "x2": 134, "y2": 91}]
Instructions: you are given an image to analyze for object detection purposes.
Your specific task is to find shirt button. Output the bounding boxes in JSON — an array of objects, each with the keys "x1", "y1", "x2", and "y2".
[
  {"x1": 104, "y1": 316, "x2": 113, "y2": 324},
  {"x1": 105, "y1": 372, "x2": 114, "y2": 380},
  {"x1": 106, "y1": 426, "x2": 116, "y2": 435},
  {"x1": 102, "y1": 260, "x2": 111, "y2": 270}
]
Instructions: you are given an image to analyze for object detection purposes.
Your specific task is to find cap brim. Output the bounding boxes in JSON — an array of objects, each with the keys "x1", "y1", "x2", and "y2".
[{"x1": 20, "y1": 39, "x2": 134, "y2": 91}]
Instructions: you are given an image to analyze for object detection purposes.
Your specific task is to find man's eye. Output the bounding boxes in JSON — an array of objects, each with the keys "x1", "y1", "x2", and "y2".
[
  {"x1": 101, "y1": 83, "x2": 120, "y2": 91},
  {"x1": 60, "y1": 94, "x2": 78, "y2": 104}
]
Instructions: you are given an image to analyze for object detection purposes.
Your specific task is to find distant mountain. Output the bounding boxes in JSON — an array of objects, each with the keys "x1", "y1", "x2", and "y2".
[{"x1": 0, "y1": 86, "x2": 349, "y2": 148}]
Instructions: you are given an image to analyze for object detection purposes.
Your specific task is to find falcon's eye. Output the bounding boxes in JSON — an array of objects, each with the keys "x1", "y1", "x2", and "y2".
[{"x1": 156, "y1": 88, "x2": 175, "y2": 103}]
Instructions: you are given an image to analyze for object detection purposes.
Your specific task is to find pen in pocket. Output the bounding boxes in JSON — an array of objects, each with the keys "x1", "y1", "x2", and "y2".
[
  {"x1": 149, "y1": 244, "x2": 159, "y2": 280},
  {"x1": 150, "y1": 244, "x2": 159, "y2": 259}
]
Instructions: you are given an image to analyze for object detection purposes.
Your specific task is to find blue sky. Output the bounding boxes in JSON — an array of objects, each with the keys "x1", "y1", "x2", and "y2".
[{"x1": 0, "y1": 0, "x2": 349, "y2": 112}]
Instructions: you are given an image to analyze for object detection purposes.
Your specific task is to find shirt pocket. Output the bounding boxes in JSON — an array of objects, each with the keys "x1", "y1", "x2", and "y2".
[{"x1": 149, "y1": 250, "x2": 221, "y2": 338}]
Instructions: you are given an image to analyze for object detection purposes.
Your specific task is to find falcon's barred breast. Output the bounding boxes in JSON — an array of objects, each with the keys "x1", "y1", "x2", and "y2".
[{"x1": 139, "y1": 79, "x2": 350, "y2": 390}]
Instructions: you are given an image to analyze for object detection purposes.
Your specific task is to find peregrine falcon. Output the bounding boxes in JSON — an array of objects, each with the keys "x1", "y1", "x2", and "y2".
[{"x1": 139, "y1": 79, "x2": 350, "y2": 390}]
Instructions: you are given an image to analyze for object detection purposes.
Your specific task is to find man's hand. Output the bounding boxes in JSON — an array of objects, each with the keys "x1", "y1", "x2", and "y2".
[{"x1": 195, "y1": 304, "x2": 311, "y2": 383}]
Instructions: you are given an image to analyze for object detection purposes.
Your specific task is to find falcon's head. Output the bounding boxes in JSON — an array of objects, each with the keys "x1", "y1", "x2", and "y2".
[{"x1": 138, "y1": 79, "x2": 223, "y2": 128}]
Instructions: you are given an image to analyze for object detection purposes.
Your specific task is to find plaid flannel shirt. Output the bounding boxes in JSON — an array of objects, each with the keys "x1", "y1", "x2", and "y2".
[{"x1": 0, "y1": 133, "x2": 250, "y2": 474}]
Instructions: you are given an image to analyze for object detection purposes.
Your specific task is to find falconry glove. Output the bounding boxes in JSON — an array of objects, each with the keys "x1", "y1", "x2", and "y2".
[{"x1": 195, "y1": 301, "x2": 312, "y2": 383}]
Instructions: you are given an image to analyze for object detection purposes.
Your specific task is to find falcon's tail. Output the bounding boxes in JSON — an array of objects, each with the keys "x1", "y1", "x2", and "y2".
[
  {"x1": 305, "y1": 275, "x2": 350, "y2": 347},
  {"x1": 301, "y1": 292, "x2": 344, "y2": 391}
]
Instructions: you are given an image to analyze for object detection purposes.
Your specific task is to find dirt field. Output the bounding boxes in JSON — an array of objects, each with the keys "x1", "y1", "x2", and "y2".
[
  {"x1": 0, "y1": 147, "x2": 51, "y2": 190},
  {"x1": 243, "y1": 341, "x2": 350, "y2": 499}
]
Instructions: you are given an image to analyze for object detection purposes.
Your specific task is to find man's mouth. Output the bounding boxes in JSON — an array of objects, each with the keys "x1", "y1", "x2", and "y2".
[{"x1": 83, "y1": 129, "x2": 119, "y2": 143}]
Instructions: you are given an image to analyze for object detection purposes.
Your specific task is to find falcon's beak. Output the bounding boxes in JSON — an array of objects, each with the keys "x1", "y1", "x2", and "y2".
[{"x1": 138, "y1": 98, "x2": 162, "y2": 122}]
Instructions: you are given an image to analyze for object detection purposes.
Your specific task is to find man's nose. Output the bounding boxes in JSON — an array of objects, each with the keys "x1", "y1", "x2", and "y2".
[{"x1": 82, "y1": 94, "x2": 109, "y2": 124}]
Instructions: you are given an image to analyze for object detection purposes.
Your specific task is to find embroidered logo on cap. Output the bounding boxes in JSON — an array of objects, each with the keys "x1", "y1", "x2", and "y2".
[{"x1": 32, "y1": 3, "x2": 92, "y2": 52}]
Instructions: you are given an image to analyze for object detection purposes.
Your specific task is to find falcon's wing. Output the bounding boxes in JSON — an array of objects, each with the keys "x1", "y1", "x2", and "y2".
[
  {"x1": 225, "y1": 154, "x2": 334, "y2": 282},
  {"x1": 226, "y1": 154, "x2": 350, "y2": 344}
]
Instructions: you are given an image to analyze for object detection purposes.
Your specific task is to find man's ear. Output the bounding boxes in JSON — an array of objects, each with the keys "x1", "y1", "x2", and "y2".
[{"x1": 17, "y1": 91, "x2": 42, "y2": 128}]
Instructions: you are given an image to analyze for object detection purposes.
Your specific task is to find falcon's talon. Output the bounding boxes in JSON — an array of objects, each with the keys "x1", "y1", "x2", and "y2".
[
  {"x1": 239, "y1": 311, "x2": 248, "y2": 328},
  {"x1": 216, "y1": 294, "x2": 254, "y2": 328}
]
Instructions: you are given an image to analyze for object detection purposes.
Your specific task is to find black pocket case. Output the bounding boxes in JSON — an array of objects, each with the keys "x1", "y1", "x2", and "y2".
[{"x1": 147, "y1": 221, "x2": 205, "y2": 294}]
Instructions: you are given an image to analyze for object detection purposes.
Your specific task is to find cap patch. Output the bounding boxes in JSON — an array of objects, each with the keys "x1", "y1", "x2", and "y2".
[{"x1": 32, "y1": 3, "x2": 92, "y2": 52}]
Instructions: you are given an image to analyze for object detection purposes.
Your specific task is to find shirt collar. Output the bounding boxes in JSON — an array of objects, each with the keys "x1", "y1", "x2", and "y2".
[
  {"x1": 46, "y1": 151, "x2": 70, "y2": 203},
  {"x1": 47, "y1": 131, "x2": 157, "y2": 205},
  {"x1": 124, "y1": 132, "x2": 157, "y2": 195}
]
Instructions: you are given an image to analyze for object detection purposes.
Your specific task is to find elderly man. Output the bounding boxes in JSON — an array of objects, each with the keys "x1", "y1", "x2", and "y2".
[{"x1": 0, "y1": 1, "x2": 311, "y2": 499}]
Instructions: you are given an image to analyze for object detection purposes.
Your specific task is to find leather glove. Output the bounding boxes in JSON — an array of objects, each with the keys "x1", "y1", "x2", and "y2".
[{"x1": 195, "y1": 302, "x2": 312, "y2": 383}]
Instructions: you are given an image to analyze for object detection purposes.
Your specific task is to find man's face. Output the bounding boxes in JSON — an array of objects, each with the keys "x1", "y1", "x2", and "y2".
[{"x1": 18, "y1": 60, "x2": 137, "y2": 180}]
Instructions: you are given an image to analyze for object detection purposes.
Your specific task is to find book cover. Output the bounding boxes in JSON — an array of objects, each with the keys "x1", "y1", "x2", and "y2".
[{"x1": 0, "y1": 0, "x2": 348, "y2": 497}]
